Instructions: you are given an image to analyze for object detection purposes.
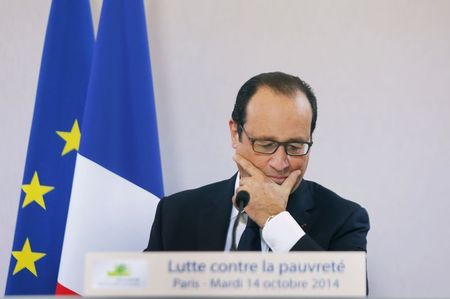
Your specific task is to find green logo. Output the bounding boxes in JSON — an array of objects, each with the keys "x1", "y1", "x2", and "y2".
[{"x1": 107, "y1": 264, "x2": 130, "y2": 277}]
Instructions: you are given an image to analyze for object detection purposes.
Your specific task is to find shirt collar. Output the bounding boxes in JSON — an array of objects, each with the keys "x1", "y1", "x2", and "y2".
[
  {"x1": 231, "y1": 172, "x2": 247, "y2": 222},
  {"x1": 230, "y1": 172, "x2": 240, "y2": 219}
]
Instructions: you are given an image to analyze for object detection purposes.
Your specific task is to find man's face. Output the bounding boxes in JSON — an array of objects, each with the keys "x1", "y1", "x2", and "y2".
[{"x1": 229, "y1": 86, "x2": 312, "y2": 190}]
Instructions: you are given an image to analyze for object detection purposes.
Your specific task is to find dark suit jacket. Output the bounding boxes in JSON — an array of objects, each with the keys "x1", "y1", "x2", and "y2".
[{"x1": 145, "y1": 174, "x2": 369, "y2": 251}]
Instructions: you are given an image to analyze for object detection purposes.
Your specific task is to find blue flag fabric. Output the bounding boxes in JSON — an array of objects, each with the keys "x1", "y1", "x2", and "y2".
[
  {"x1": 56, "y1": 0, "x2": 163, "y2": 293},
  {"x1": 5, "y1": 0, "x2": 94, "y2": 295},
  {"x1": 81, "y1": 0, "x2": 164, "y2": 196}
]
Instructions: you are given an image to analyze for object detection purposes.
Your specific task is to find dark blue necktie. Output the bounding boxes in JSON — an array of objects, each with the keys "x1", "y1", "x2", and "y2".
[{"x1": 238, "y1": 216, "x2": 261, "y2": 251}]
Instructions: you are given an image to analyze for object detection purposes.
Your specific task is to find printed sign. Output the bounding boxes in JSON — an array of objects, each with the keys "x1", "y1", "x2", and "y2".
[{"x1": 85, "y1": 252, "x2": 366, "y2": 297}]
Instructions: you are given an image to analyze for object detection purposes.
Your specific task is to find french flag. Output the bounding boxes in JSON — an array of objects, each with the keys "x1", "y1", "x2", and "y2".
[{"x1": 57, "y1": 1, "x2": 164, "y2": 294}]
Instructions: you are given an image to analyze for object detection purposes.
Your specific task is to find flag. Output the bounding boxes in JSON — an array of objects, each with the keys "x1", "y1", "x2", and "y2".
[
  {"x1": 56, "y1": 0, "x2": 164, "y2": 294},
  {"x1": 5, "y1": 0, "x2": 94, "y2": 295}
]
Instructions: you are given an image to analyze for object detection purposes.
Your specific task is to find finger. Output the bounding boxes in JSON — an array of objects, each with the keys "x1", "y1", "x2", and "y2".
[
  {"x1": 233, "y1": 154, "x2": 264, "y2": 178},
  {"x1": 238, "y1": 177, "x2": 247, "y2": 186},
  {"x1": 239, "y1": 176, "x2": 254, "y2": 185},
  {"x1": 281, "y1": 170, "x2": 302, "y2": 192}
]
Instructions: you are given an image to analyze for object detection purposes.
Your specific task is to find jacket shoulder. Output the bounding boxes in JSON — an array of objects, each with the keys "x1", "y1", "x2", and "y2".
[{"x1": 304, "y1": 180, "x2": 365, "y2": 211}]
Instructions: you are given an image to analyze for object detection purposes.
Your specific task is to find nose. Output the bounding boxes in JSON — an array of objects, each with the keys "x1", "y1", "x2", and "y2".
[{"x1": 268, "y1": 146, "x2": 289, "y2": 172}]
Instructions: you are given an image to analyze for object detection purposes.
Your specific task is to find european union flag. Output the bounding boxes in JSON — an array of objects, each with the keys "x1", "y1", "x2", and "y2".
[{"x1": 5, "y1": 0, "x2": 94, "y2": 295}]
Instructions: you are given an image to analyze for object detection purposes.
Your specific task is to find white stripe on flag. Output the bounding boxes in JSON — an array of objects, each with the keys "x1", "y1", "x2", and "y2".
[{"x1": 58, "y1": 154, "x2": 159, "y2": 294}]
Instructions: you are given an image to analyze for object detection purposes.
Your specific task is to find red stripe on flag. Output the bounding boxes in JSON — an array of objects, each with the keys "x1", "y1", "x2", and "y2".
[{"x1": 55, "y1": 282, "x2": 79, "y2": 296}]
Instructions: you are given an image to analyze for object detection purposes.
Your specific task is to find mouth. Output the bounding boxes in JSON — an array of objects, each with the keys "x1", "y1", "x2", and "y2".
[{"x1": 268, "y1": 176, "x2": 288, "y2": 184}]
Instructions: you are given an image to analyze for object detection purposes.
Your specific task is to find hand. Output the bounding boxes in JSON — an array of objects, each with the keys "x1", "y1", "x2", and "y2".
[{"x1": 232, "y1": 154, "x2": 302, "y2": 227}]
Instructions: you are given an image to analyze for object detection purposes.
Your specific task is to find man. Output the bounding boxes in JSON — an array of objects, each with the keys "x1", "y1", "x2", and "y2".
[{"x1": 146, "y1": 72, "x2": 369, "y2": 252}]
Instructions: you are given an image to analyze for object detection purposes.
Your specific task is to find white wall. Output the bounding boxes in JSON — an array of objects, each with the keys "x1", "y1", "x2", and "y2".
[{"x1": 1, "y1": 0, "x2": 450, "y2": 296}]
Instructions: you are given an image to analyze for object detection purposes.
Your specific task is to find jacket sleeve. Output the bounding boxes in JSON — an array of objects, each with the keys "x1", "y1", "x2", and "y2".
[
  {"x1": 290, "y1": 207, "x2": 370, "y2": 251},
  {"x1": 329, "y1": 207, "x2": 370, "y2": 251}
]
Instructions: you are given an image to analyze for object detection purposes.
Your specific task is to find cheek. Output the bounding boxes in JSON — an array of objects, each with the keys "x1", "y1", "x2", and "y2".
[
  {"x1": 235, "y1": 139, "x2": 254, "y2": 156},
  {"x1": 250, "y1": 155, "x2": 271, "y2": 171},
  {"x1": 235, "y1": 144, "x2": 269, "y2": 168}
]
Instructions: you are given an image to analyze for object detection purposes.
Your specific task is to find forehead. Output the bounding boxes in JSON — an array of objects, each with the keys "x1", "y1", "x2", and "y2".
[{"x1": 245, "y1": 86, "x2": 312, "y2": 139}]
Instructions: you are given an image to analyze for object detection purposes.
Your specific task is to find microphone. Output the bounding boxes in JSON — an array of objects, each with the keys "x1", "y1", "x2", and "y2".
[
  {"x1": 231, "y1": 190, "x2": 250, "y2": 251},
  {"x1": 235, "y1": 190, "x2": 250, "y2": 210}
]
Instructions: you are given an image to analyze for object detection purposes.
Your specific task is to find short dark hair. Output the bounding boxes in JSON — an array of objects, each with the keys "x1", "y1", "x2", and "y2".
[{"x1": 231, "y1": 72, "x2": 318, "y2": 136}]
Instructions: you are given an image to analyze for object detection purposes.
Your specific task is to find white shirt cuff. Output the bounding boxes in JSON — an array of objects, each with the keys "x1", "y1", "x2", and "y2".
[{"x1": 261, "y1": 211, "x2": 305, "y2": 253}]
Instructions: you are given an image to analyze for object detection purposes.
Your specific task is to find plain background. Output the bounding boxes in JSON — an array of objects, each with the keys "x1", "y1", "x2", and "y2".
[{"x1": 1, "y1": 0, "x2": 450, "y2": 296}]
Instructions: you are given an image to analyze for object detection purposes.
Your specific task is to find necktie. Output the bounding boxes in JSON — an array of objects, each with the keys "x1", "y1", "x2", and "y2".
[{"x1": 238, "y1": 216, "x2": 261, "y2": 251}]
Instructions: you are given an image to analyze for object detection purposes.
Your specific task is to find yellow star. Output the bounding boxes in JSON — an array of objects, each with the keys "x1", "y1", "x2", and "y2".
[
  {"x1": 56, "y1": 119, "x2": 81, "y2": 156},
  {"x1": 21, "y1": 171, "x2": 54, "y2": 209},
  {"x1": 11, "y1": 238, "x2": 46, "y2": 277}
]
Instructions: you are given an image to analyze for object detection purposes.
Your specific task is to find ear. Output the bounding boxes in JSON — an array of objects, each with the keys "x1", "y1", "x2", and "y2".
[{"x1": 229, "y1": 119, "x2": 239, "y2": 149}]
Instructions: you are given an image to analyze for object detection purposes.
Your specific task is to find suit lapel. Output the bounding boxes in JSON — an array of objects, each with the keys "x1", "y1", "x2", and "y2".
[
  {"x1": 286, "y1": 180, "x2": 315, "y2": 233},
  {"x1": 196, "y1": 174, "x2": 236, "y2": 250}
]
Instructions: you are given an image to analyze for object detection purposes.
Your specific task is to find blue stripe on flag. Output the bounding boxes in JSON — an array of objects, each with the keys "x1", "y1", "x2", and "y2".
[{"x1": 80, "y1": 0, "x2": 164, "y2": 197}]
